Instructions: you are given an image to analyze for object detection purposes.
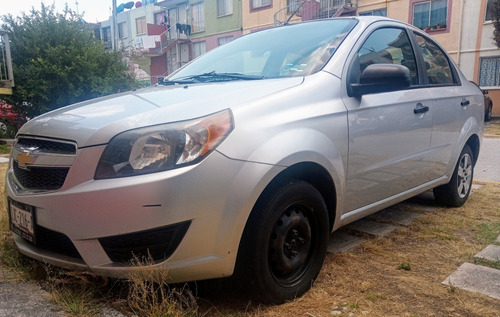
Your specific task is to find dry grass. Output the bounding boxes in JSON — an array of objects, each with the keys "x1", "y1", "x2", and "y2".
[
  {"x1": 206, "y1": 183, "x2": 500, "y2": 317},
  {"x1": 1, "y1": 161, "x2": 500, "y2": 316}
]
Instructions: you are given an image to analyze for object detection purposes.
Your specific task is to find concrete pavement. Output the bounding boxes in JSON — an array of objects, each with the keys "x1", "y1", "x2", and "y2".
[{"x1": 475, "y1": 137, "x2": 500, "y2": 182}]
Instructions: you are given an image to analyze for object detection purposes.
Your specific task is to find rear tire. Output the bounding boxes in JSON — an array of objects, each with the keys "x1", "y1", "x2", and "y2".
[
  {"x1": 434, "y1": 145, "x2": 474, "y2": 207},
  {"x1": 234, "y1": 178, "x2": 329, "y2": 304}
]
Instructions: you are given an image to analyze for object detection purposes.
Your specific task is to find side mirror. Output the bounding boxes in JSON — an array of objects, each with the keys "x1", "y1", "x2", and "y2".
[{"x1": 349, "y1": 64, "x2": 412, "y2": 97}]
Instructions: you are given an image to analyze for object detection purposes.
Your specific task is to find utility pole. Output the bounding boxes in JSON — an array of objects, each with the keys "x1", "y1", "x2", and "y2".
[
  {"x1": 0, "y1": 31, "x2": 14, "y2": 95},
  {"x1": 112, "y1": 0, "x2": 118, "y2": 50}
]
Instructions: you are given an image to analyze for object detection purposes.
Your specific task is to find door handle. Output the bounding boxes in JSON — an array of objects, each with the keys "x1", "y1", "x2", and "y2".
[
  {"x1": 461, "y1": 99, "x2": 470, "y2": 106},
  {"x1": 414, "y1": 104, "x2": 429, "y2": 114}
]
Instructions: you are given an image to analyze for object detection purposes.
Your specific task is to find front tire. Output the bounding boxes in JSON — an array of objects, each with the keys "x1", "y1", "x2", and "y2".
[
  {"x1": 234, "y1": 178, "x2": 329, "y2": 304},
  {"x1": 434, "y1": 145, "x2": 474, "y2": 207}
]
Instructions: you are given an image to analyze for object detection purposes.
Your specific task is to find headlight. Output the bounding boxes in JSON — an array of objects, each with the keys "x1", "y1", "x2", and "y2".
[{"x1": 95, "y1": 109, "x2": 233, "y2": 179}]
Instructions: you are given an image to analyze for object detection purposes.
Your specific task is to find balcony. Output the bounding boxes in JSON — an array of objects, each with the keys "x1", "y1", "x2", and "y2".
[{"x1": 274, "y1": 0, "x2": 357, "y2": 26}]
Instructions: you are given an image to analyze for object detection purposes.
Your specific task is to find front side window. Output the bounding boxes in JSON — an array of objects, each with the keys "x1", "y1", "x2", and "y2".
[
  {"x1": 252, "y1": 0, "x2": 272, "y2": 10},
  {"x1": 192, "y1": 2, "x2": 205, "y2": 33},
  {"x1": 412, "y1": 0, "x2": 447, "y2": 31},
  {"x1": 136, "y1": 16, "x2": 147, "y2": 35},
  {"x1": 479, "y1": 56, "x2": 500, "y2": 86},
  {"x1": 357, "y1": 28, "x2": 418, "y2": 84},
  {"x1": 218, "y1": 0, "x2": 233, "y2": 16},
  {"x1": 415, "y1": 34, "x2": 454, "y2": 85}
]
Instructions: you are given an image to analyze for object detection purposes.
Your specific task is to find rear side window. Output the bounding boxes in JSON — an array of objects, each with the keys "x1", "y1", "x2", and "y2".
[
  {"x1": 357, "y1": 28, "x2": 418, "y2": 85},
  {"x1": 415, "y1": 34, "x2": 455, "y2": 85}
]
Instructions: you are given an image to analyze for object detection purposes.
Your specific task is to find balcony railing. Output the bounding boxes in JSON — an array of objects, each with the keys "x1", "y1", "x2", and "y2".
[{"x1": 274, "y1": 0, "x2": 357, "y2": 26}]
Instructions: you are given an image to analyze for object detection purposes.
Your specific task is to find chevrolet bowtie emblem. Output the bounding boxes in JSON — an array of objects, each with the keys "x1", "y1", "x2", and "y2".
[{"x1": 16, "y1": 152, "x2": 38, "y2": 170}]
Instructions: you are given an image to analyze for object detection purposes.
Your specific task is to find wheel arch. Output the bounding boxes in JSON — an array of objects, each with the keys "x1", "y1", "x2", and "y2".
[
  {"x1": 259, "y1": 162, "x2": 337, "y2": 232},
  {"x1": 465, "y1": 133, "x2": 481, "y2": 166}
]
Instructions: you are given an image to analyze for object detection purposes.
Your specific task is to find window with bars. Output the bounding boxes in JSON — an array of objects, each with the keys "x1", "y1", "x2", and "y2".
[
  {"x1": 118, "y1": 22, "x2": 127, "y2": 39},
  {"x1": 412, "y1": 0, "x2": 447, "y2": 30},
  {"x1": 136, "y1": 16, "x2": 147, "y2": 35},
  {"x1": 191, "y1": 2, "x2": 205, "y2": 33},
  {"x1": 154, "y1": 11, "x2": 167, "y2": 25},
  {"x1": 218, "y1": 36, "x2": 233, "y2": 46},
  {"x1": 485, "y1": 0, "x2": 495, "y2": 22},
  {"x1": 287, "y1": 0, "x2": 301, "y2": 13},
  {"x1": 251, "y1": 0, "x2": 272, "y2": 10},
  {"x1": 218, "y1": 0, "x2": 233, "y2": 16},
  {"x1": 479, "y1": 56, "x2": 500, "y2": 87},
  {"x1": 359, "y1": 8, "x2": 387, "y2": 16},
  {"x1": 193, "y1": 41, "x2": 206, "y2": 58}
]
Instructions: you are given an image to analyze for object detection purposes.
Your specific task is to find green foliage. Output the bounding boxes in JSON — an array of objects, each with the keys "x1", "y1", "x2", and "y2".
[
  {"x1": 0, "y1": 144, "x2": 10, "y2": 154},
  {"x1": 1, "y1": 4, "x2": 136, "y2": 117}
]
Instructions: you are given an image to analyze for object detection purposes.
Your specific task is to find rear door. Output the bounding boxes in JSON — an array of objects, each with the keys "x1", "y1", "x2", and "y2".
[{"x1": 412, "y1": 32, "x2": 482, "y2": 178}]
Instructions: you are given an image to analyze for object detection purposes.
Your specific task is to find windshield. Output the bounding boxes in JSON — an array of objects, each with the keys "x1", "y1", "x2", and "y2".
[{"x1": 166, "y1": 19, "x2": 357, "y2": 83}]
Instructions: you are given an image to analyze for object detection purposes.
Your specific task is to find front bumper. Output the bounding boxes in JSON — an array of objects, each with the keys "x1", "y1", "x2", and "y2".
[{"x1": 7, "y1": 145, "x2": 279, "y2": 282}]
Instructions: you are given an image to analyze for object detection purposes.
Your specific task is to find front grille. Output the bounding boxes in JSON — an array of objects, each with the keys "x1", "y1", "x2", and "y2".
[
  {"x1": 99, "y1": 221, "x2": 191, "y2": 263},
  {"x1": 13, "y1": 161, "x2": 69, "y2": 190},
  {"x1": 11, "y1": 136, "x2": 77, "y2": 192},
  {"x1": 16, "y1": 137, "x2": 76, "y2": 155},
  {"x1": 34, "y1": 225, "x2": 82, "y2": 259}
]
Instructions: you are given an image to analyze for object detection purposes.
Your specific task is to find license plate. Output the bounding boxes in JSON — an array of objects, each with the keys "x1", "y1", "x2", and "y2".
[{"x1": 9, "y1": 199, "x2": 36, "y2": 244}]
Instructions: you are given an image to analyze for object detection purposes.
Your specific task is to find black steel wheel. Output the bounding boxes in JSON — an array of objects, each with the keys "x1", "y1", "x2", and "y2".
[{"x1": 234, "y1": 178, "x2": 329, "y2": 304}]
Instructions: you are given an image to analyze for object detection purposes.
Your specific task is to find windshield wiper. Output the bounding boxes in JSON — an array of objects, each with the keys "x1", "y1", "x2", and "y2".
[{"x1": 161, "y1": 71, "x2": 265, "y2": 85}]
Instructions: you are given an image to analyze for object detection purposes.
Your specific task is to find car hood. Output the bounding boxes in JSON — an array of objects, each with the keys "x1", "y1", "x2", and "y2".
[{"x1": 18, "y1": 78, "x2": 303, "y2": 147}]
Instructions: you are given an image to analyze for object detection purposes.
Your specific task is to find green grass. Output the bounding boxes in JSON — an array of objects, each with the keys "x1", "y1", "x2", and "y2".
[
  {"x1": 50, "y1": 287, "x2": 102, "y2": 316},
  {"x1": 475, "y1": 222, "x2": 500, "y2": 245},
  {"x1": 0, "y1": 144, "x2": 11, "y2": 155},
  {"x1": 397, "y1": 261, "x2": 412, "y2": 271},
  {"x1": 472, "y1": 257, "x2": 500, "y2": 270}
]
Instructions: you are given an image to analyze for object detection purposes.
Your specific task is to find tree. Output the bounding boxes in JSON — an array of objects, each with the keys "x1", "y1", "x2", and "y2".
[
  {"x1": 493, "y1": 0, "x2": 500, "y2": 48},
  {"x1": 0, "y1": 4, "x2": 136, "y2": 117}
]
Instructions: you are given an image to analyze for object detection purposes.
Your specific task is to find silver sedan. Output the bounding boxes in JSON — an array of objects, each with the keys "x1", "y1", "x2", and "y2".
[{"x1": 7, "y1": 16, "x2": 483, "y2": 303}]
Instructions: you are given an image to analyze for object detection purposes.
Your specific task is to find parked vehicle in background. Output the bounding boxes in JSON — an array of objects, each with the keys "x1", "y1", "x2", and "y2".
[
  {"x1": 483, "y1": 90, "x2": 493, "y2": 122},
  {"x1": 6, "y1": 17, "x2": 484, "y2": 304},
  {"x1": 470, "y1": 82, "x2": 493, "y2": 122},
  {"x1": 0, "y1": 100, "x2": 27, "y2": 135}
]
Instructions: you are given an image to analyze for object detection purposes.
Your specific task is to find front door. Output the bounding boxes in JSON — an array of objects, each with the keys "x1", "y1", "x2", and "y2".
[{"x1": 342, "y1": 27, "x2": 434, "y2": 212}]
